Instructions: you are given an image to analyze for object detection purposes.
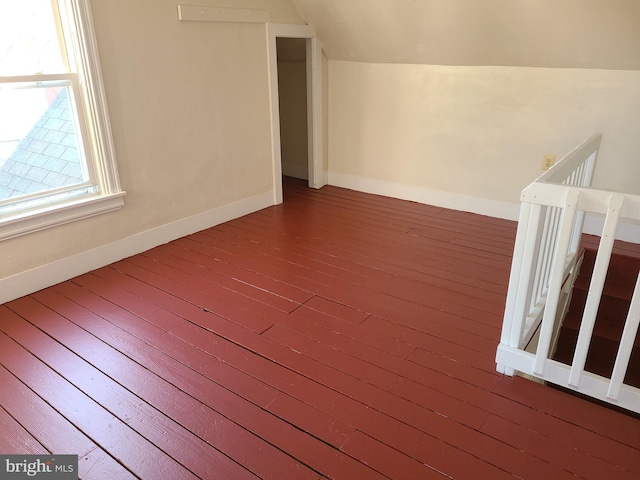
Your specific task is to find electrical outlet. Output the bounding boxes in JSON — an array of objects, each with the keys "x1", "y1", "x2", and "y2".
[{"x1": 542, "y1": 154, "x2": 556, "y2": 170}]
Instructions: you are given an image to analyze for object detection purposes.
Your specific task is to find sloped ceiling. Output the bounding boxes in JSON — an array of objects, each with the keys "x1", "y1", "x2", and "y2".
[{"x1": 291, "y1": 0, "x2": 640, "y2": 70}]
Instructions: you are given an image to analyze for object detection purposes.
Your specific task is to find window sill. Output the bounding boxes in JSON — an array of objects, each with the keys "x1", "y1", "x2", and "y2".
[{"x1": 0, "y1": 191, "x2": 126, "y2": 241}]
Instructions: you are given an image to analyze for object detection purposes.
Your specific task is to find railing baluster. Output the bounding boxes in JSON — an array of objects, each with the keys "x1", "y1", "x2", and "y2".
[
  {"x1": 541, "y1": 206, "x2": 561, "y2": 299},
  {"x1": 607, "y1": 273, "x2": 640, "y2": 400},
  {"x1": 509, "y1": 204, "x2": 544, "y2": 349},
  {"x1": 583, "y1": 151, "x2": 598, "y2": 187},
  {"x1": 534, "y1": 188, "x2": 581, "y2": 376},
  {"x1": 576, "y1": 161, "x2": 586, "y2": 186},
  {"x1": 569, "y1": 169, "x2": 578, "y2": 186},
  {"x1": 531, "y1": 206, "x2": 552, "y2": 309},
  {"x1": 569, "y1": 162, "x2": 588, "y2": 255},
  {"x1": 498, "y1": 203, "x2": 533, "y2": 375},
  {"x1": 568, "y1": 193, "x2": 624, "y2": 387},
  {"x1": 499, "y1": 206, "x2": 530, "y2": 340},
  {"x1": 497, "y1": 135, "x2": 640, "y2": 414}
]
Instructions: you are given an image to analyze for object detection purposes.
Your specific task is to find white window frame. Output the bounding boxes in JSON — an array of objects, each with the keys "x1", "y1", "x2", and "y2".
[{"x1": 0, "y1": 0, "x2": 124, "y2": 241}]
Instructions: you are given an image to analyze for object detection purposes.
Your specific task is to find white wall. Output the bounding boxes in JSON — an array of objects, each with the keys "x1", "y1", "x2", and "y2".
[
  {"x1": 0, "y1": 0, "x2": 305, "y2": 288},
  {"x1": 4, "y1": 0, "x2": 640, "y2": 299},
  {"x1": 328, "y1": 61, "x2": 640, "y2": 218},
  {"x1": 293, "y1": 0, "x2": 640, "y2": 70}
]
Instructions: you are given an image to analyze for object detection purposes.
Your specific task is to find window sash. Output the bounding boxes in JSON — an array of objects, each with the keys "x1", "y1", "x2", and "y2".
[
  {"x1": 0, "y1": 0, "x2": 124, "y2": 240},
  {"x1": 0, "y1": 73, "x2": 98, "y2": 211}
]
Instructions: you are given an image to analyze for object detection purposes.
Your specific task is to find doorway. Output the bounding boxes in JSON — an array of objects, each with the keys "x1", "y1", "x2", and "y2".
[
  {"x1": 276, "y1": 37, "x2": 308, "y2": 183},
  {"x1": 267, "y1": 24, "x2": 325, "y2": 204}
]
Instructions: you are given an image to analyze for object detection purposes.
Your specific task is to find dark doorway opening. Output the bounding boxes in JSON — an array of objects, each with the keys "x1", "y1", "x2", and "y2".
[{"x1": 276, "y1": 37, "x2": 309, "y2": 185}]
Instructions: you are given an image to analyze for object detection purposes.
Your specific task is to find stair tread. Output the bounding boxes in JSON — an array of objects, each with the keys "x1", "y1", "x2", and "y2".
[
  {"x1": 554, "y1": 243, "x2": 640, "y2": 389},
  {"x1": 579, "y1": 248, "x2": 640, "y2": 292},
  {"x1": 554, "y1": 327, "x2": 640, "y2": 385},
  {"x1": 581, "y1": 234, "x2": 640, "y2": 260},
  {"x1": 567, "y1": 288, "x2": 631, "y2": 327},
  {"x1": 573, "y1": 278, "x2": 635, "y2": 301},
  {"x1": 561, "y1": 310, "x2": 640, "y2": 346}
]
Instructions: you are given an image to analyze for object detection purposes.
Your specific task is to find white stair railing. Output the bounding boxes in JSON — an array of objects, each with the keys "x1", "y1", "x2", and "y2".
[{"x1": 496, "y1": 134, "x2": 640, "y2": 414}]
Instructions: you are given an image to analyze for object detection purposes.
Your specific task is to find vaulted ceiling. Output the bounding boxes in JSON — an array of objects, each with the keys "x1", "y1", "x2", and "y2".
[{"x1": 292, "y1": 0, "x2": 640, "y2": 70}]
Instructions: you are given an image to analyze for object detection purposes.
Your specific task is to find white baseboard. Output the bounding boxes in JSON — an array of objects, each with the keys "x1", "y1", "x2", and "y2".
[
  {"x1": 328, "y1": 172, "x2": 520, "y2": 220},
  {"x1": 5, "y1": 179, "x2": 636, "y2": 306},
  {"x1": 1, "y1": 190, "x2": 274, "y2": 305},
  {"x1": 328, "y1": 172, "x2": 640, "y2": 244}
]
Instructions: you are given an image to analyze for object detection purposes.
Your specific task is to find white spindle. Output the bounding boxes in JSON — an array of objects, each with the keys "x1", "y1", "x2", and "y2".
[
  {"x1": 583, "y1": 151, "x2": 598, "y2": 187},
  {"x1": 534, "y1": 188, "x2": 580, "y2": 376},
  {"x1": 496, "y1": 135, "x2": 640, "y2": 414},
  {"x1": 569, "y1": 163, "x2": 588, "y2": 256},
  {"x1": 509, "y1": 204, "x2": 544, "y2": 348},
  {"x1": 531, "y1": 207, "x2": 551, "y2": 310},
  {"x1": 499, "y1": 204, "x2": 531, "y2": 353},
  {"x1": 578, "y1": 161, "x2": 587, "y2": 186},
  {"x1": 568, "y1": 193, "x2": 624, "y2": 387},
  {"x1": 540, "y1": 206, "x2": 561, "y2": 300},
  {"x1": 607, "y1": 274, "x2": 640, "y2": 400}
]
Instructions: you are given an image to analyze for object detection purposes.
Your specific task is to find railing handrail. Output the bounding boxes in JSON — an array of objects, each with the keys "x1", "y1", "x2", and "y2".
[
  {"x1": 497, "y1": 133, "x2": 640, "y2": 414},
  {"x1": 522, "y1": 183, "x2": 640, "y2": 217},
  {"x1": 535, "y1": 134, "x2": 601, "y2": 185}
]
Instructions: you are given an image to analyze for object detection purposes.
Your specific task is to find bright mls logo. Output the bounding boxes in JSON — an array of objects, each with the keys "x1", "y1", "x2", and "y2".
[{"x1": 0, "y1": 455, "x2": 77, "y2": 479}]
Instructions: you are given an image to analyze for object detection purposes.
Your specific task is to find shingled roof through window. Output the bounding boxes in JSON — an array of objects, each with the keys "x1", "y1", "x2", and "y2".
[{"x1": 0, "y1": 88, "x2": 85, "y2": 201}]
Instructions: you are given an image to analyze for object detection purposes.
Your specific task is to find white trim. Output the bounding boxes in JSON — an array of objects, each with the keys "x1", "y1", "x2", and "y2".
[
  {"x1": 0, "y1": 190, "x2": 273, "y2": 304},
  {"x1": 496, "y1": 344, "x2": 640, "y2": 414},
  {"x1": 306, "y1": 35, "x2": 324, "y2": 189},
  {"x1": 0, "y1": 0, "x2": 125, "y2": 240},
  {"x1": 60, "y1": 0, "x2": 122, "y2": 195},
  {"x1": 266, "y1": 23, "x2": 325, "y2": 204},
  {"x1": 328, "y1": 172, "x2": 520, "y2": 220},
  {"x1": 0, "y1": 192, "x2": 125, "y2": 241},
  {"x1": 328, "y1": 172, "x2": 640, "y2": 243},
  {"x1": 177, "y1": 5, "x2": 270, "y2": 23},
  {"x1": 266, "y1": 26, "x2": 283, "y2": 204}
]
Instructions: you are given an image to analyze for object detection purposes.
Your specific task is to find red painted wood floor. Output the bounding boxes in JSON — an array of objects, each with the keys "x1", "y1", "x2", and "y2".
[{"x1": 2, "y1": 177, "x2": 639, "y2": 479}]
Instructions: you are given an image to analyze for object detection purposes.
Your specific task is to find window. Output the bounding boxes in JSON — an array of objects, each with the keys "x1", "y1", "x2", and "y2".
[{"x1": 0, "y1": 0, "x2": 124, "y2": 240}]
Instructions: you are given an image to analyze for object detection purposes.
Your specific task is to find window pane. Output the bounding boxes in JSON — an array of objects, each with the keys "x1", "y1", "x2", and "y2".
[
  {"x1": 0, "y1": 82, "x2": 89, "y2": 202},
  {"x1": 0, "y1": 0, "x2": 66, "y2": 75},
  {"x1": 0, "y1": 0, "x2": 124, "y2": 238}
]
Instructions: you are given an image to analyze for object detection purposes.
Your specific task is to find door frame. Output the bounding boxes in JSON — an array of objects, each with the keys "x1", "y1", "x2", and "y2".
[{"x1": 266, "y1": 23, "x2": 324, "y2": 204}]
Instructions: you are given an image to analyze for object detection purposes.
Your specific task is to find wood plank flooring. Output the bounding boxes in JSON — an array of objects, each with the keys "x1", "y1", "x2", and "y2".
[{"x1": 2, "y1": 177, "x2": 639, "y2": 479}]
